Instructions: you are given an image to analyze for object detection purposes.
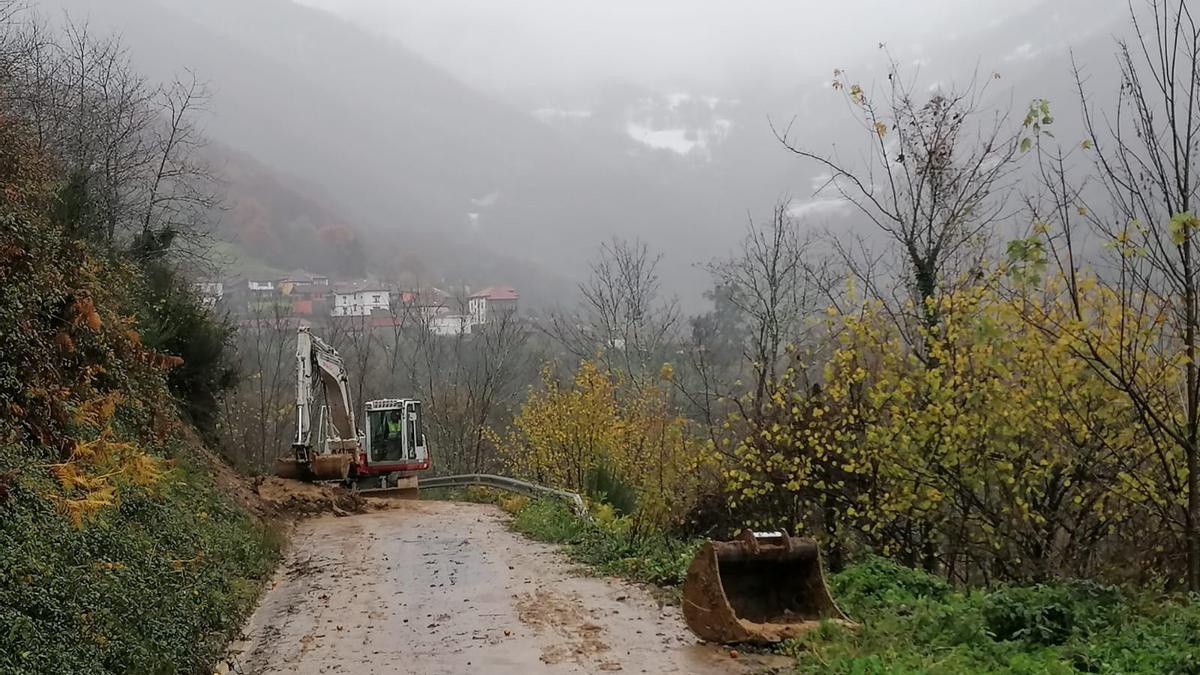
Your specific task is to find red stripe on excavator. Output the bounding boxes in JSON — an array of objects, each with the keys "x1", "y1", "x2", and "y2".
[{"x1": 360, "y1": 461, "x2": 430, "y2": 473}]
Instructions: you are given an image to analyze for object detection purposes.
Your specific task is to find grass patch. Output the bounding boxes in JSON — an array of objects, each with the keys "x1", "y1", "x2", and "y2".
[
  {"x1": 508, "y1": 499, "x2": 701, "y2": 595},
  {"x1": 786, "y1": 557, "x2": 1200, "y2": 674},
  {"x1": 504, "y1": 500, "x2": 1200, "y2": 674},
  {"x1": 0, "y1": 442, "x2": 281, "y2": 675}
]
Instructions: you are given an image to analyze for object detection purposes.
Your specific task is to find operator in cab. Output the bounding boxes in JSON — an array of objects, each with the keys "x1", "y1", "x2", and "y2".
[
  {"x1": 386, "y1": 410, "x2": 404, "y2": 439},
  {"x1": 383, "y1": 410, "x2": 404, "y2": 461}
]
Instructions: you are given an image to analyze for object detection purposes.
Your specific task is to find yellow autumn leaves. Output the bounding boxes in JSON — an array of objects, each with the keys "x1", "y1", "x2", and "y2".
[
  {"x1": 494, "y1": 361, "x2": 711, "y2": 528},
  {"x1": 727, "y1": 271, "x2": 1183, "y2": 578},
  {"x1": 49, "y1": 392, "x2": 171, "y2": 527}
]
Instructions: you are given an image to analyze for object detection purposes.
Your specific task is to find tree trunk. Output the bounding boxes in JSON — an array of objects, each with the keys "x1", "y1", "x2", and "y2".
[
  {"x1": 1185, "y1": 232, "x2": 1199, "y2": 591},
  {"x1": 1188, "y1": 441, "x2": 1199, "y2": 590}
]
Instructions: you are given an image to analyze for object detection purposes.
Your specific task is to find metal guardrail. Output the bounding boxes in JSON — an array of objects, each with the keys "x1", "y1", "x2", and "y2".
[{"x1": 420, "y1": 473, "x2": 590, "y2": 521}]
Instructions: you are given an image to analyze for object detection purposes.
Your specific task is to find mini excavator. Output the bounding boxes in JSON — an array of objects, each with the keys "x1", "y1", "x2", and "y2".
[{"x1": 275, "y1": 327, "x2": 430, "y2": 495}]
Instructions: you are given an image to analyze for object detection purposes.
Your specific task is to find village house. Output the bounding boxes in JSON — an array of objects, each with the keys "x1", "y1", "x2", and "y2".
[
  {"x1": 331, "y1": 281, "x2": 391, "y2": 317},
  {"x1": 397, "y1": 288, "x2": 452, "y2": 323},
  {"x1": 243, "y1": 278, "x2": 292, "y2": 315},
  {"x1": 283, "y1": 282, "x2": 331, "y2": 317},
  {"x1": 278, "y1": 269, "x2": 329, "y2": 291},
  {"x1": 193, "y1": 280, "x2": 223, "y2": 308},
  {"x1": 468, "y1": 287, "x2": 519, "y2": 326},
  {"x1": 429, "y1": 313, "x2": 473, "y2": 336},
  {"x1": 247, "y1": 279, "x2": 275, "y2": 293}
]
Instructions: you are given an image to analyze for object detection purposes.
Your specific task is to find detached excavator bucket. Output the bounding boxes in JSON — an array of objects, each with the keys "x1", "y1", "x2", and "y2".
[{"x1": 682, "y1": 530, "x2": 853, "y2": 644}]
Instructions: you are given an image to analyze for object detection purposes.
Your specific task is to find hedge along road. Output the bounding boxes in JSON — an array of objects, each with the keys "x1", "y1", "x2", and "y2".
[{"x1": 223, "y1": 500, "x2": 773, "y2": 674}]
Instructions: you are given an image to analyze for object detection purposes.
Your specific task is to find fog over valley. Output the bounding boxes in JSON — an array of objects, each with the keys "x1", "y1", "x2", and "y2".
[{"x1": 34, "y1": 0, "x2": 1127, "y2": 308}]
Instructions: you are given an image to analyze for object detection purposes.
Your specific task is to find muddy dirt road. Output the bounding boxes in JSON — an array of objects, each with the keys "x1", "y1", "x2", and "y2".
[{"x1": 227, "y1": 501, "x2": 770, "y2": 674}]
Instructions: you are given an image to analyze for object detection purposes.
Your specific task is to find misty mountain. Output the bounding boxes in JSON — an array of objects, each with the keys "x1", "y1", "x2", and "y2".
[
  {"x1": 523, "y1": 0, "x2": 1129, "y2": 257},
  {"x1": 206, "y1": 145, "x2": 366, "y2": 277},
  {"x1": 39, "y1": 0, "x2": 737, "y2": 306},
  {"x1": 40, "y1": 0, "x2": 1133, "y2": 308}
]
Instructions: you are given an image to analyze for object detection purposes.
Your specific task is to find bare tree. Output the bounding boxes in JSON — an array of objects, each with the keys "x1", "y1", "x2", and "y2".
[
  {"x1": 0, "y1": 1, "x2": 22, "y2": 70},
  {"x1": 703, "y1": 202, "x2": 829, "y2": 419},
  {"x1": 0, "y1": 15, "x2": 216, "y2": 254},
  {"x1": 460, "y1": 310, "x2": 534, "y2": 472},
  {"x1": 549, "y1": 237, "x2": 680, "y2": 382},
  {"x1": 1026, "y1": 0, "x2": 1200, "y2": 590},
  {"x1": 218, "y1": 303, "x2": 296, "y2": 473},
  {"x1": 135, "y1": 71, "x2": 217, "y2": 258},
  {"x1": 776, "y1": 57, "x2": 1023, "y2": 357}
]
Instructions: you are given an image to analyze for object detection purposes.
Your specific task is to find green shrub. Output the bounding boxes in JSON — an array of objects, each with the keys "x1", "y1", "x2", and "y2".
[
  {"x1": 131, "y1": 262, "x2": 239, "y2": 433},
  {"x1": 982, "y1": 581, "x2": 1124, "y2": 646},
  {"x1": 784, "y1": 563, "x2": 1196, "y2": 674},
  {"x1": 0, "y1": 442, "x2": 280, "y2": 675},
  {"x1": 984, "y1": 586, "x2": 1077, "y2": 646},
  {"x1": 508, "y1": 498, "x2": 700, "y2": 589},
  {"x1": 830, "y1": 556, "x2": 951, "y2": 616},
  {"x1": 1071, "y1": 598, "x2": 1200, "y2": 674},
  {"x1": 584, "y1": 463, "x2": 639, "y2": 516},
  {"x1": 511, "y1": 499, "x2": 589, "y2": 543}
]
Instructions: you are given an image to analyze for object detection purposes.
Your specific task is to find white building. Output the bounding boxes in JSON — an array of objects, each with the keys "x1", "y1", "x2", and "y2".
[
  {"x1": 193, "y1": 281, "x2": 223, "y2": 308},
  {"x1": 331, "y1": 282, "x2": 391, "y2": 317},
  {"x1": 468, "y1": 287, "x2": 519, "y2": 326},
  {"x1": 398, "y1": 288, "x2": 452, "y2": 323},
  {"x1": 429, "y1": 314, "x2": 473, "y2": 336}
]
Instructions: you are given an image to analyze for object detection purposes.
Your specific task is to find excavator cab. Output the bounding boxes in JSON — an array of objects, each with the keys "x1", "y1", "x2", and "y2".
[
  {"x1": 368, "y1": 408, "x2": 406, "y2": 462},
  {"x1": 362, "y1": 399, "x2": 428, "y2": 469}
]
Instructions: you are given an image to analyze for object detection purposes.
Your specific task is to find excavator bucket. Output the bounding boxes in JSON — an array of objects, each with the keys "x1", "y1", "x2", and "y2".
[
  {"x1": 682, "y1": 530, "x2": 853, "y2": 644},
  {"x1": 309, "y1": 453, "x2": 353, "y2": 481},
  {"x1": 273, "y1": 453, "x2": 352, "y2": 482},
  {"x1": 273, "y1": 457, "x2": 310, "y2": 481}
]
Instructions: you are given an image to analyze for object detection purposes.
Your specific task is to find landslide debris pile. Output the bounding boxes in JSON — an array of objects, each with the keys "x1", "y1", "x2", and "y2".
[{"x1": 256, "y1": 477, "x2": 367, "y2": 517}]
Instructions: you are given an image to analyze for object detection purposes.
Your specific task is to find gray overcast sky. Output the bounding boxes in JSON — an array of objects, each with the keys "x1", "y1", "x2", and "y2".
[{"x1": 292, "y1": 0, "x2": 1045, "y2": 95}]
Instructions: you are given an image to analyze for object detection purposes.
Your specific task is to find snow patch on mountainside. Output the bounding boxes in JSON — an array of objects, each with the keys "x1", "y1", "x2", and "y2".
[{"x1": 624, "y1": 92, "x2": 735, "y2": 159}]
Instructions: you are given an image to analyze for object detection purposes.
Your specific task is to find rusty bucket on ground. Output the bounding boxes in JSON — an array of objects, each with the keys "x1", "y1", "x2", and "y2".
[{"x1": 681, "y1": 530, "x2": 853, "y2": 644}]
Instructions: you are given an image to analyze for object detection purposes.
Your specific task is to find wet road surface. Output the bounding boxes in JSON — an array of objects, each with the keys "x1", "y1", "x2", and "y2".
[{"x1": 226, "y1": 501, "x2": 766, "y2": 674}]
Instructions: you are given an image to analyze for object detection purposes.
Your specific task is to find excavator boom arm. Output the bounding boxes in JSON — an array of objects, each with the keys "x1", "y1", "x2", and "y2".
[{"x1": 295, "y1": 327, "x2": 358, "y2": 450}]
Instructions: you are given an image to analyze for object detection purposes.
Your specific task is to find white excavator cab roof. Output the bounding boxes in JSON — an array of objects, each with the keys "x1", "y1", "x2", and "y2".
[{"x1": 365, "y1": 398, "x2": 417, "y2": 412}]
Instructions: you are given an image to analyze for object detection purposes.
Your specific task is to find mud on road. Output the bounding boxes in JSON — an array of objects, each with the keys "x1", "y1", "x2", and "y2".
[{"x1": 226, "y1": 500, "x2": 775, "y2": 674}]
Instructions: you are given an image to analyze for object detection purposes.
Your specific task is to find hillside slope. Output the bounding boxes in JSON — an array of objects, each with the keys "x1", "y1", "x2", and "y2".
[
  {"x1": 0, "y1": 88, "x2": 279, "y2": 675},
  {"x1": 39, "y1": 0, "x2": 712, "y2": 301}
]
